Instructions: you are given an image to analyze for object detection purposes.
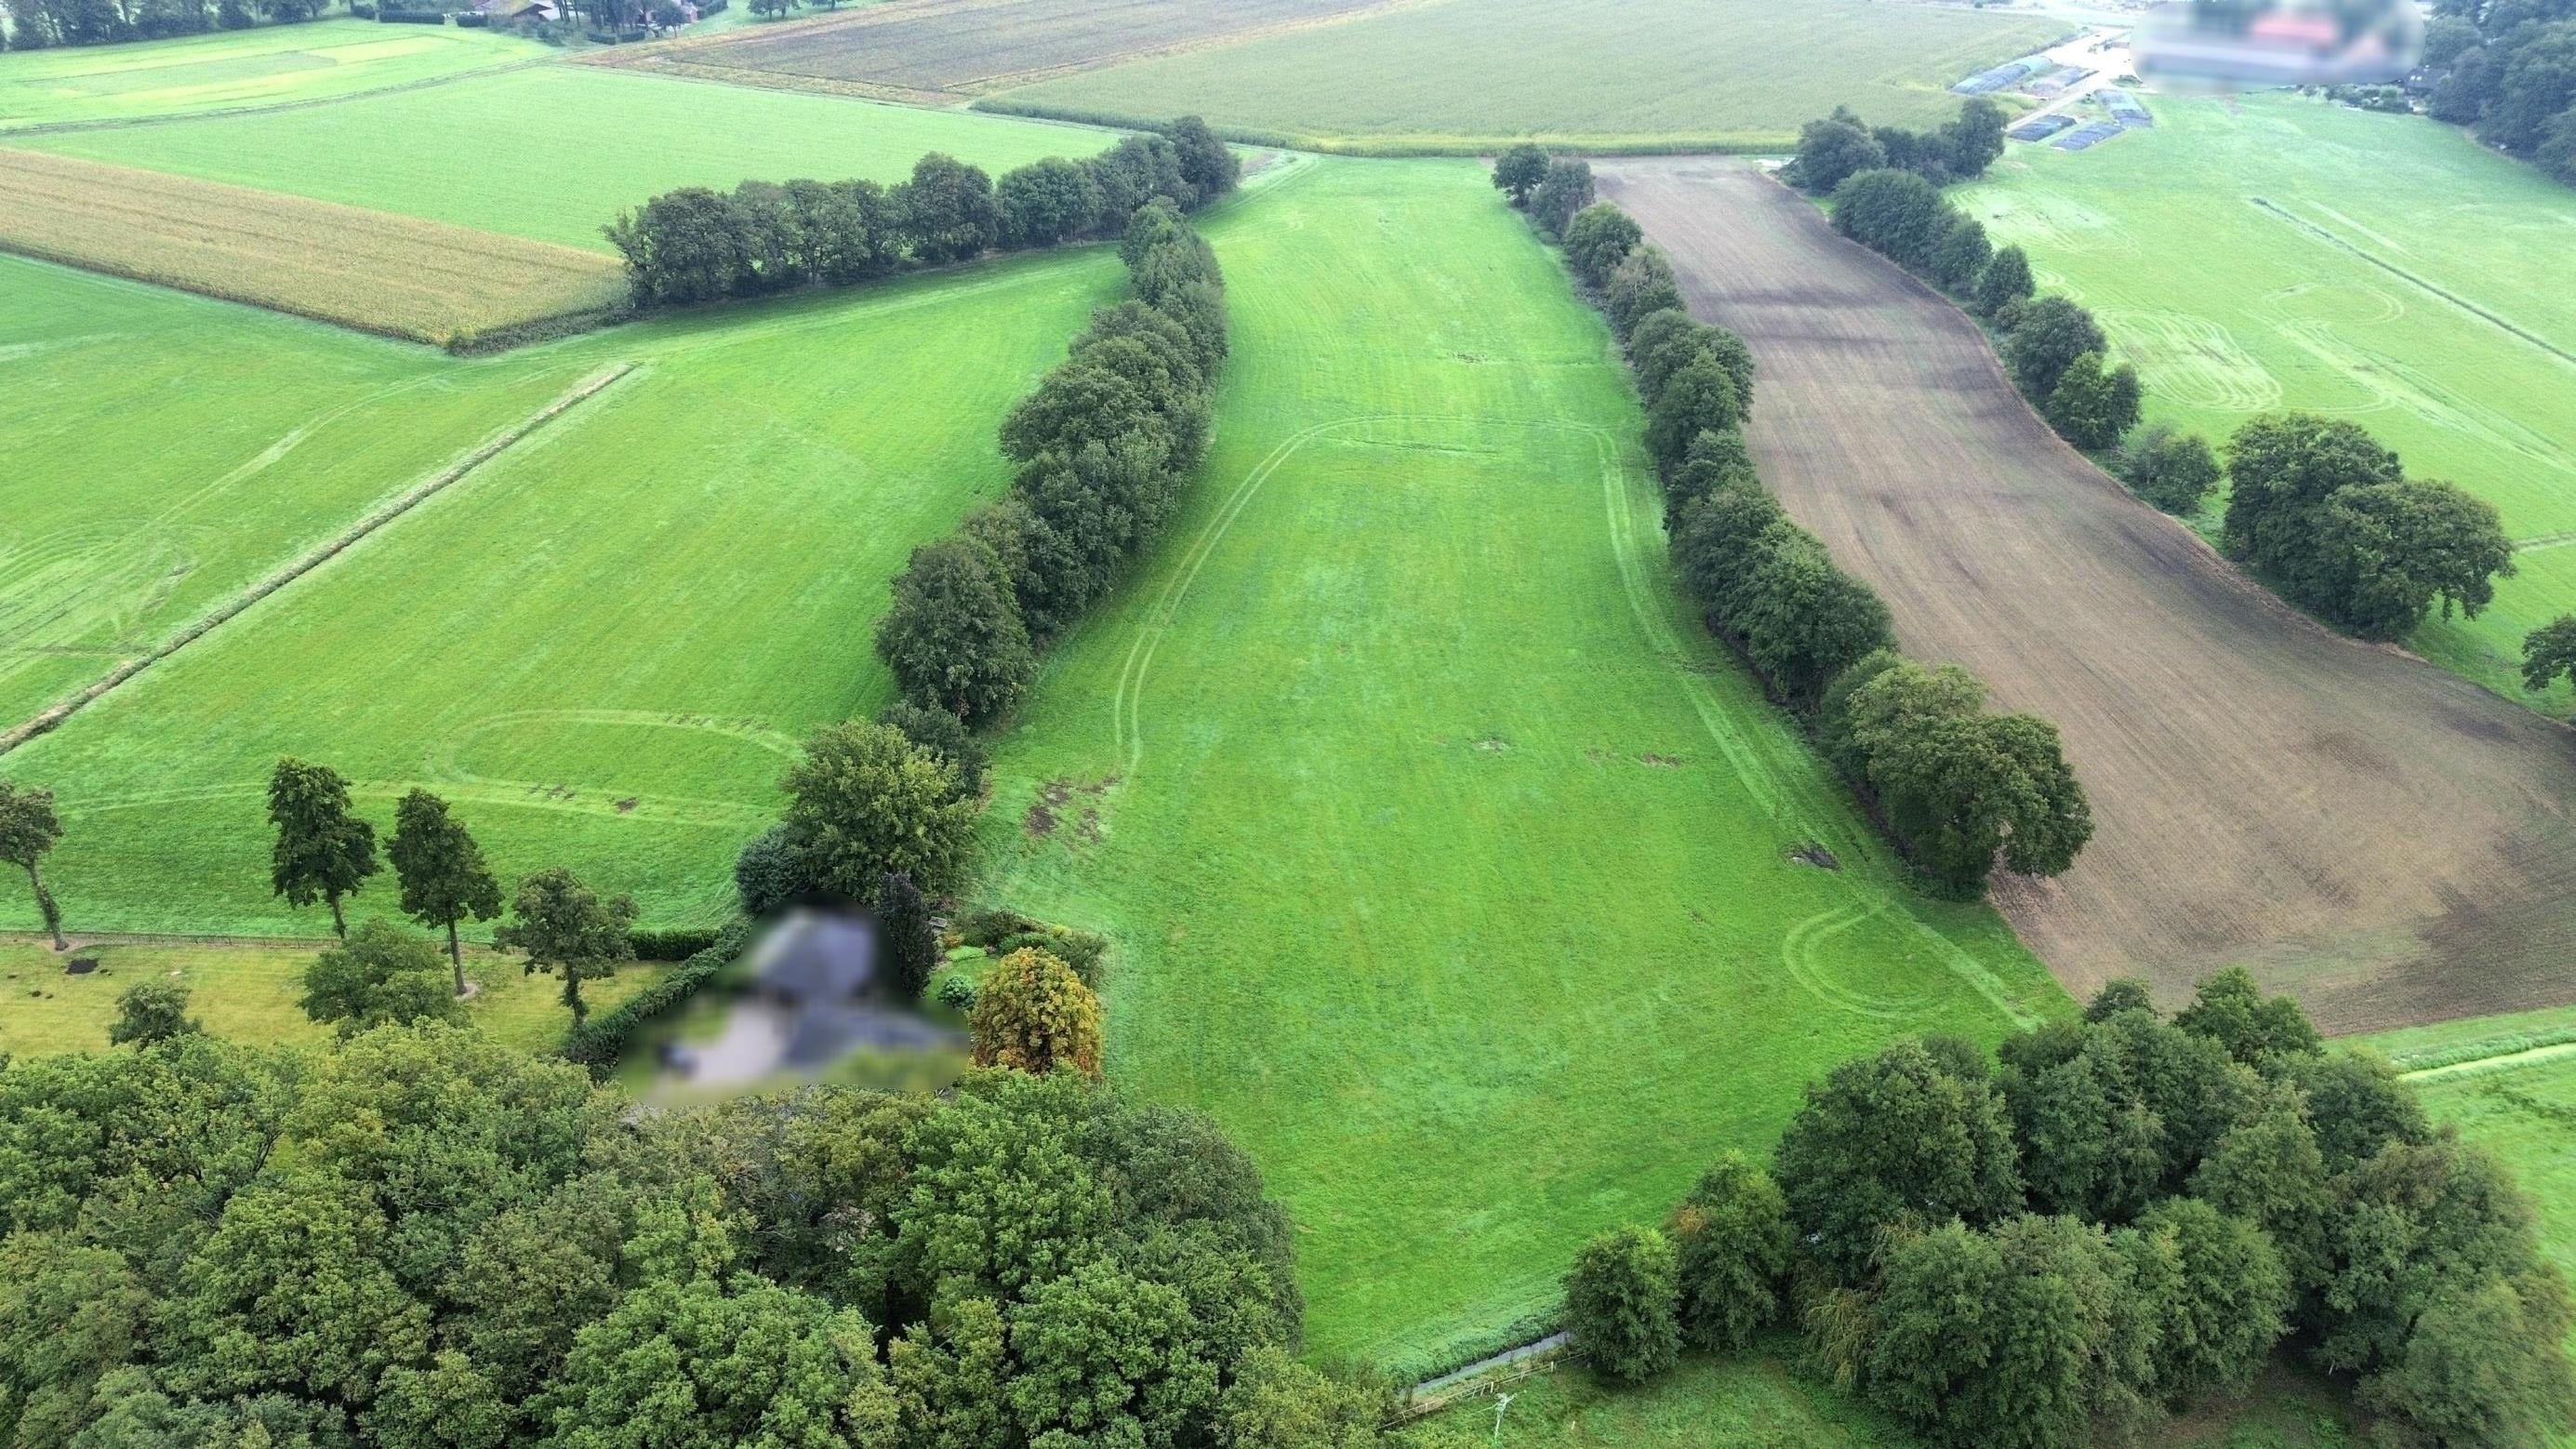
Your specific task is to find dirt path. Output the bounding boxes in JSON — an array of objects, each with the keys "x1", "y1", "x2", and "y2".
[{"x1": 1597, "y1": 159, "x2": 2576, "y2": 1032}]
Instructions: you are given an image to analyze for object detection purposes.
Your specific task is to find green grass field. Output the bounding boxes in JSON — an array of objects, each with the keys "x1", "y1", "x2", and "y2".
[
  {"x1": 0, "y1": 254, "x2": 598, "y2": 726},
  {"x1": 983, "y1": 0, "x2": 2065, "y2": 151},
  {"x1": 1957, "y1": 93, "x2": 2576, "y2": 708},
  {"x1": 972, "y1": 155, "x2": 2065, "y2": 1376},
  {"x1": 0, "y1": 937, "x2": 667, "y2": 1057},
  {"x1": 0, "y1": 18, "x2": 547, "y2": 130},
  {"x1": 1400, "y1": 1351, "x2": 2356, "y2": 1447},
  {"x1": 0, "y1": 240, "x2": 1125, "y2": 936},
  {"x1": 23, "y1": 63, "x2": 1120, "y2": 249}
]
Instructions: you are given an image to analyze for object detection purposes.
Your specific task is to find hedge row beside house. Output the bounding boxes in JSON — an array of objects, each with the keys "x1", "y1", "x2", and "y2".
[{"x1": 559, "y1": 915, "x2": 753, "y2": 1072}]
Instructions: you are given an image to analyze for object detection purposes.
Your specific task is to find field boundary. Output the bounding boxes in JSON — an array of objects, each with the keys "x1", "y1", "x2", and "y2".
[
  {"x1": 0, "y1": 362, "x2": 638, "y2": 759},
  {"x1": 967, "y1": 95, "x2": 1792, "y2": 155}
]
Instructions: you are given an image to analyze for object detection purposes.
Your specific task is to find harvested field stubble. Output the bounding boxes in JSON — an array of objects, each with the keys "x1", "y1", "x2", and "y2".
[
  {"x1": 0, "y1": 147, "x2": 625, "y2": 344},
  {"x1": 594, "y1": 0, "x2": 1395, "y2": 103},
  {"x1": 1597, "y1": 158, "x2": 2576, "y2": 1033}
]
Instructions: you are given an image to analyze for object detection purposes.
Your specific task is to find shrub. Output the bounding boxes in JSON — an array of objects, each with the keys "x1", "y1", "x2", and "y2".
[
  {"x1": 300, "y1": 920, "x2": 465, "y2": 1037},
  {"x1": 1670, "y1": 1152, "x2": 1791, "y2": 1350},
  {"x1": 1562, "y1": 1227, "x2": 1680, "y2": 1383},
  {"x1": 628, "y1": 926, "x2": 722, "y2": 961},
  {"x1": 1528, "y1": 157, "x2": 1596, "y2": 238},
  {"x1": 735, "y1": 823, "x2": 818, "y2": 916},
  {"x1": 935, "y1": 972, "x2": 977, "y2": 1012},
  {"x1": 1561, "y1": 203, "x2": 1643, "y2": 289},
  {"x1": 2114, "y1": 423, "x2": 2222, "y2": 513},
  {"x1": 967, "y1": 948, "x2": 1104, "y2": 1077},
  {"x1": 876, "y1": 699, "x2": 989, "y2": 798}
]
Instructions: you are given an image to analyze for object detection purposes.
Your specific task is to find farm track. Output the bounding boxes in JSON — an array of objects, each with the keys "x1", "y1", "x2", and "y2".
[{"x1": 1598, "y1": 158, "x2": 2576, "y2": 1032}]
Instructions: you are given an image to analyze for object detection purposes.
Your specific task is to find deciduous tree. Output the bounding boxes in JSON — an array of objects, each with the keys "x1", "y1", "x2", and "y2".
[
  {"x1": 387, "y1": 788, "x2": 502, "y2": 995},
  {"x1": 2114, "y1": 423, "x2": 2222, "y2": 513},
  {"x1": 492, "y1": 867, "x2": 635, "y2": 1025},
  {"x1": 299, "y1": 919, "x2": 466, "y2": 1038},
  {"x1": 875, "y1": 535, "x2": 1038, "y2": 726},
  {"x1": 1561, "y1": 202, "x2": 1642, "y2": 288},
  {"x1": 268, "y1": 757, "x2": 378, "y2": 939},
  {"x1": 1562, "y1": 1227, "x2": 1680, "y2": 1383},
  {"x1": 1669, "y1": 1151, "x2": 1791, "y2": 1350},
  {"x1": 781, "y1": 720, "x2": 981, "y2": 900},
  {"x1": 0, "y1": 778, "x2": 67, "y2": 950},
  {"x1": 1490, "y1": 143, "x2": 1548, "y2": 206},
  {"x1": 107, "y1": 980, "x2": 200, "y2": 1046}
]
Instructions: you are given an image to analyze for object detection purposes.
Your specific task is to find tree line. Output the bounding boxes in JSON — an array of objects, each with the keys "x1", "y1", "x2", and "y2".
[
  {"x1": 0, "y1": 0, "x2": 328, "y2": 47},
  {"x1": 2424, "y1": 0, "x2": 2576, "y2": 189},
  {"x1": 1805, "y1": 122, "x2": 2518, "y2": 647},
  {"x1": 1502, "y1": 158, "x2": 2092, "y2": 898},
  {"x1": 0, "y1": 1025, "x2": 1400, "y2": 1445},
  {"x1": 603, "y1": 117, "x2": 1237, "y2": 309},
  {"x1": 1559, "y1": 969, "x2": 2575, "y2": 1448},
  {"x1": 1789, "y1": 100, "x2": 2010, "y2": 194}
]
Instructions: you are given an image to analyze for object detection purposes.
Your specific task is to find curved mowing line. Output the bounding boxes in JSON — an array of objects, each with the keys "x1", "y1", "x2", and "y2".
[
  {"x1": 1111, "y1": 407, "x2": 2037, "y2": 1029},
  {"x1": 0, "y1": 361, "x2": 638, "y2": 758},
  {"x1": 2249, "y1": 196, "x2": 2576, "y2": 373}
]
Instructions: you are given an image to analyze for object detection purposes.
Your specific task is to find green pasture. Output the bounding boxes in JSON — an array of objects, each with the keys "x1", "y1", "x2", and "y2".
[
  {"x1": 0, "y1": 18, "x2": 546, "y2": 130},
  {"x1": 983, "y1": 0, "x2": 2065, "y2": 151},
  {"x1": 0, "y1": 255, "x2": 591, "y2": 727},
  {"x1": 0, "y1": 937, "x2": 667, "y2": 1057},
  {"x1": 1957, "y1": 92, "x2": 2576, "y2": 708},
  {"x1": 0, "y1": 241, "x2": 1125, "y2": 936},
  {"x1": 23, "y1": 62, "x2": 1118, "y2": 249},
  {"x1": 1400, "y1": 1352, "x2": 2355, "y2": 1447},
  {"x1": 2348, "y1": 1011, "x2": 2576, "y2": 1403},
  {"x1": 975, "y1": 155, "x2": 2065, "y2": 1376}
]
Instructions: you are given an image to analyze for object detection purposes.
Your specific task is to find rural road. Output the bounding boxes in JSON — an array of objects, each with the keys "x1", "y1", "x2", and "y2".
[{"x1": 1598, "y1": 159, "x2": 2576, "y2": 1032}]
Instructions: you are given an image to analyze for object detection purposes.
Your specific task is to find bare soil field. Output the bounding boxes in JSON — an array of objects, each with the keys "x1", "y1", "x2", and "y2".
[
  {"x1": 0, "y1": 147, "x2": 623, "y2": 345},
  {"x1": 593, "y1": 0, "x2": 1397, "y2": 104},
  {"x1": 1597, "y1": 158, "x2": 2576, "y2": 1033}
]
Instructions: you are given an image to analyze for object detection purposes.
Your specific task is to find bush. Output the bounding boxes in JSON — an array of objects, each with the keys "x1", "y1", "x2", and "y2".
[
  {"x1": 1562, "y1": 1227, "x2": 1681, "y2": 1383},
  {"x1": 735, "y1": 823, "x2": 818, "y2": 916},
  {"x1": 628, "y1": 926, "x2": 722, "y2": 962},
  {"x1": 1561, "y1": 203, "x2": 1643, "y2": 289},
  {"x1": 935, "y1": 971, "x2": 977, "y2": 1012},
  {"x1": 1528, "y1": 157, "x2": 1596, "y2": 238},
  {"x1": 2114, "y1": 423, "x2": 2222, "y2": 513},
  {"x1": 876, "y1": 699, "x2": 989, "y2": 798},
  {"x1": 1670, "y1": 1152, "x2": 1791, "y2": 1350},
  {"x1": 967, "y1": 948, "x2": 1104, "y2": 1077}
]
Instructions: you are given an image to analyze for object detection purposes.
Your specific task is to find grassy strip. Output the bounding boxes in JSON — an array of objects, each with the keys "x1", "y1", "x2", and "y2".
[
  {"x1": 2388, "y1": 1028, "x2": 2576, "y2": 1075},
  {"x1": 0, "y1": 146, "x2": 628, "y2": 344},
  {"x1": 0, "y1": 361, "x2": 636, "y2": 757}
]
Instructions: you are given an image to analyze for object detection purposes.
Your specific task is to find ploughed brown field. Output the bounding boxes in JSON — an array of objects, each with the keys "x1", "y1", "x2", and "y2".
[
  {"x1": 594, "y1": 0, "x2": 1394, "y2": 105},
  {"x1": 1598, "y1": 157, "x2": 2576, "y2": 1033}
]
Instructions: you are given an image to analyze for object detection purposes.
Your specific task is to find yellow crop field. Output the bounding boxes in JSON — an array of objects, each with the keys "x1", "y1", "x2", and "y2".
[{"x1": 0, "y1": 146, "x2": 625, "y2": 345}]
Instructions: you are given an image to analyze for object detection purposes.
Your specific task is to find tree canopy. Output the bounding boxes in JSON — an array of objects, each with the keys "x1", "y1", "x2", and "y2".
[{"x1": 267, "y1": 757, "x2": 378, "y2": 939}]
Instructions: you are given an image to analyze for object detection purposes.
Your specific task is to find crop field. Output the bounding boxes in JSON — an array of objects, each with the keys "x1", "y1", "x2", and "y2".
[
  {"x1": 974, "y1": 155, "x2": 2065, "y2": 1376},
  {"x1": 604, "y1": 0, "x2": 1396, "y2": 105},
  {"x1": 0, "y1": 148, "x2": 625, "y2": 344},
  {"x1": 1957, "y1": 93, "x2": 2576, "y2": 706},
  {"x1": 0, "y1": 17, "x2": 545, "y2": 130},
  {"x1": 20, "y1": 63, "x2": 1109, "y2": 250},
  {"x1": 1597, "y1": 158, "x2": 2576, "y2": 1034},
  {"x1": 981, "y1": 0, "x2": 2067, "y2": 151},
  {"x1": 0, "y1": 937, "x2": 668, "y2": 1057},
  {"x1": 0, "y1": 240, "x2": 1125, "y2": 936}
]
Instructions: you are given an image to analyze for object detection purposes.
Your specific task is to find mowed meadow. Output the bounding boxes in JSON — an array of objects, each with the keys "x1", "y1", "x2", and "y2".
[
  {"x1": 19, "y1": 63, "x2": 1118, "y2": 249},
  {"x1": 1958, "y1": 94, "x2": 2576, "y2": 708},
  {"x1": 983, "y1": 0, "x2": 2066, "y2": 150},
  {"x1": 974, "y1": 156, "x2": 2065, "y2": 1376},
  {"x1": 0, "y1": 17, "x2": 544, "y2": 130},
  {"x1": 1, "y1": 241, "x2": 1127, "y2": 934}
]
